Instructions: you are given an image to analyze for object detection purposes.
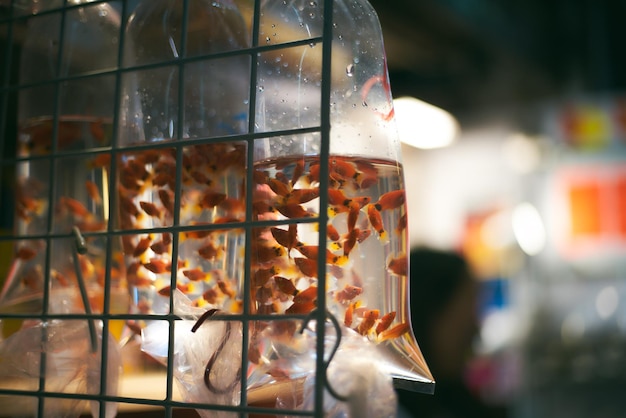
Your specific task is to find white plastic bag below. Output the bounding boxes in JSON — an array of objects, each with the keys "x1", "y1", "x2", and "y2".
[
  {"x1": 142, "y1": 291, "x2": 397, "y2": 418},
  {"x1": 297, "y1": 325, "x2": 398, "y2": 418},
  {"x1": 0, "y1": 319, "x2": 120, "y2": 418},
  {"x1": 141, "y1": 291, "x2": 242, "y2": 418}
]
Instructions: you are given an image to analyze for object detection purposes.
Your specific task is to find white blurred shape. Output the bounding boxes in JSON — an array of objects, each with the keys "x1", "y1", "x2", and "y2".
[
  {"x1": 501, "y1": 133, "x2": 541, "y2": 174},
  {"x1": 393, "y1": 96, "x2": 459, "y2": 149},
  {"x1": 596, "y1": 286, "x2": 619, "y2": 319},
  {"x1": 512, "y1": 202, "x2": 546, "y2": 256},
  {"x1": 481, "y1": 309, "x2": 515, "y2": 351}
]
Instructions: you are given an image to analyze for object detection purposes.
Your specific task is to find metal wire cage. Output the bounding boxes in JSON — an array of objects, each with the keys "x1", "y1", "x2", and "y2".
[{"x1": 0, "y1": 0, "x2": 433, "y2": 416}]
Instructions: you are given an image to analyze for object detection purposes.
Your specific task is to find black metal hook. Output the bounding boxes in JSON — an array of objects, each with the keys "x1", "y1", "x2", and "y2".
[
  {"x1": 191, "y1": 308, "x2": 242, "y2": 394},
  {"x1": 299, "y1": 309, "x2": 348, "y2": 402},
  {"x1": 71, "y1": 226, "x2": 98, "y2": 353}
]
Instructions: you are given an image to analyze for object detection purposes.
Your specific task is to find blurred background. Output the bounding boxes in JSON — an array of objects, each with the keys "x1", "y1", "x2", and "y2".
[{"x1": 371, "y1": 0, "x2": 626, "y2": 417}]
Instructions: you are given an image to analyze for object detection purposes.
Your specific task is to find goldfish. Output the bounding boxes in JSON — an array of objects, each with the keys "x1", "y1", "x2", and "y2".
[
  {"x1": 76, "y1": 218, "x2": 106, "y2": 232},
  {"x1": 387, "y1": 254, "x2": 408, "y2": 276},
  {"x1": 202, "y1": 287, "x2": 219, "y2": 304},
  {"x1": 294, "y1": 257, "x2": 317, "y2": 277},
  {"x1": 373, "y1": 189, "x2": 405, "y2": 211},
  {"x1": 252, "y1": 169, "x2": 270, "y2": 185},
  {"x1": 291, "y1": 158, "x2": 305, "y2": 186},
  {"x1": 366, "y1": 204, "x2": 387, "y2": 243},
  {"x1": 375, "y1": 311, "x2": 396, "y2": 334},
  {"x1": 326, "y1": 224, "x2": 340, "y2": 241},
  {"x1": 85, "y1": 180, "x2": 101, "y2": 204},
  {"x1": 218, "y1": 197, "x2": 246, "y2": 215},
  {"x1": 252, "y1": 266, "x2": 280, "y2": 287},
  {"x1": 275, "y1": 203, "x2": 310, "y2": 219},
  {"x1": 16, "y1": 195, "x2": 43, "y2": 221},
  {"x1": 270, "y1": 225, "x2": 300, "y2": 252},
  {"x1": 199, "y1": 190, "x2": 227, "y2": 209},
  {"x1": 268, "y1": 178, "x2": 291, "y2": 197},
  {"x1": 213, "y1": 216, "x2": 244, "y2": 226},
  {"x1": 293, "y1": 285, "x2": 317, "y2": 304},
  {"x1": 361, "y1": 74, "x2": 394, "y2": 121},
  {"x1": 283, "y1": 188, "x2": 319, "y2": 205},
  {"x1": 285, "y1": 299, "x2": 316, "y2": 314},
  {"x1": 254, "y1": 286, "x2": 273, "y2": 304},
  {"x1": 296, "y1": 245, "x2": 348, "y2": 266},
  {"x1": 132, "y1": 237, "x2": 152, "y2": 257},
  {"x1": 60, "y1": 197, "x2": 90, "y2": 218},
  {"x1": 137, "y1": 148, "x2": 162, "y2": 165},
  {"x1": 396, "y1": 213, "x2": 407, "y2": 234},
  {"x1": 158, "y1": 189, "x2": 174, "y2": 215},
  {"x1": 127, "y1": 275, "x2": 154, "y2": 288},
  {"x1": 90, "y1": 153, "x2": 111, "y2": 169},
  {"x1": 354, "y1": 159, "x2": 378, "y2": 189},
  {"x1": 118, "y1": 193, "x2": 140, "y2": 218},
  {"x1": 158, "y1": 282, "x2": 194, "y2": 297},
  {"x1": 306, "y1": 162, "x2": 321, "y2": 184},
  {"x1": 357, "y1": 309, "x2": 380, "y2": 336},
  {"x1": 275, "y1": 171, "x2": 290, "y2": 186},
  {"x1": 182, "y1": 268, "x2": 208, "y2": 282},
  {"x1": 16, "y1": 246, "x2": 37, "y2": 260},
  {"x1": 119, "y1": 165, "x2": 141, "y2": 191},
  {"x1": 327, "y1": 188, "x2": 350, "y2": 207},
  {"x1": 198, "y1": 242, "x2": 224, "y2": 261},
  {"x1": 335, "y1": 284, "x2": 363, "y2": 302},
  {"x1": 378, "y1": 322, "x2": 409, "y2": 342},
  {"x1": 252, "y1": 200, "x2": 275, "y2": 216},
  {"x1": 154, "y1": 159, "x2": 176, "y2": 178},
  {"x1": 139, "y1": 201, "x2": 162, "y2": 218},
  {"x1": 51, "y1": 269, "x2": 70, "y2": 287},
  {"x1": 184, "y1": 224, "x2": 213, "y2": 239},
  {"x1": 347, "y1": 201, "x2": 360, "y2": 232},
  {"x1": 329, "y1": 157, "x2": 360, "y2": 183},
  {"x1": 190, "y1": 170, "x2": 212, "y2": 185},
  {"x1": 126, "y1": 158, "x2": 149, "y2": 181},
  {"x1": 252, "y1": 245, "x2": 284, "y2": 264},
  {"x1": 150, "y1": 238, "x2": 170, "y2": 255},
  {"x1": 274, "y1": 276, "x2": 297, "y2": 296},
  {"x1": 152, "y1": 172, "x2": 173, "y2": 188},
  {"x1": 217, "y1": 279, "x2": 236, "y2": 299},
  {"x1": 143, "y1": 259, "x2": 171, "y2": 274},
  {"x1": 344, "y1": 301, "x2": 355, "y2": 326}
]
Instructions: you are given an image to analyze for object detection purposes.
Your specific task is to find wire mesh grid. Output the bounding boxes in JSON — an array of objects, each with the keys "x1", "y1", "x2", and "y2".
[
  {"x1": 0, "y1": 0, "x2": 337, "y2": 416},
  {"x1": 0, "y1": 0, "x2": 432, "y2": 416}
]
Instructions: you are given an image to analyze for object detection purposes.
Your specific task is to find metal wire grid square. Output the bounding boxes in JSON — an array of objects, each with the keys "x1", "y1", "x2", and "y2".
[{"x1": 0, "y1": 0, "x2": 337, "y2": 416}]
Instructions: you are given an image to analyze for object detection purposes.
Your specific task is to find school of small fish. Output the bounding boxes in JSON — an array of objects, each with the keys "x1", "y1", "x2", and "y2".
[
  {"x1": 14, "y1": 123, "x2": 410, "y2": 357},
  {"x1": 113, "y1": 143, "x2": 410, "y2": 346}
]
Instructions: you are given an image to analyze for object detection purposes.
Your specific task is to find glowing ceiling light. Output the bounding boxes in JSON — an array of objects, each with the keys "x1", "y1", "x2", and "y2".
[{"x1": 393, "y1": 96, "x2": 459, "y2": 149}]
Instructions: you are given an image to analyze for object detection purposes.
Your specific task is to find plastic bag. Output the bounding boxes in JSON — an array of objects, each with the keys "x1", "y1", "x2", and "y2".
[
  {"x1": 300, "y1": 327, "x2": 398, "y2": 417},
  {"x1": 267, "y1": 322, "x2": 397, "y2": 418},
  {"x1": 141, "y1": 291, "x2": 242, "y2": 418},
  {"x1": 0, "y1": 319, "x2": 120, "y2": 418},
  {"x1": 142, "y1": 292, "x2": 396, "y2": 417}
]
